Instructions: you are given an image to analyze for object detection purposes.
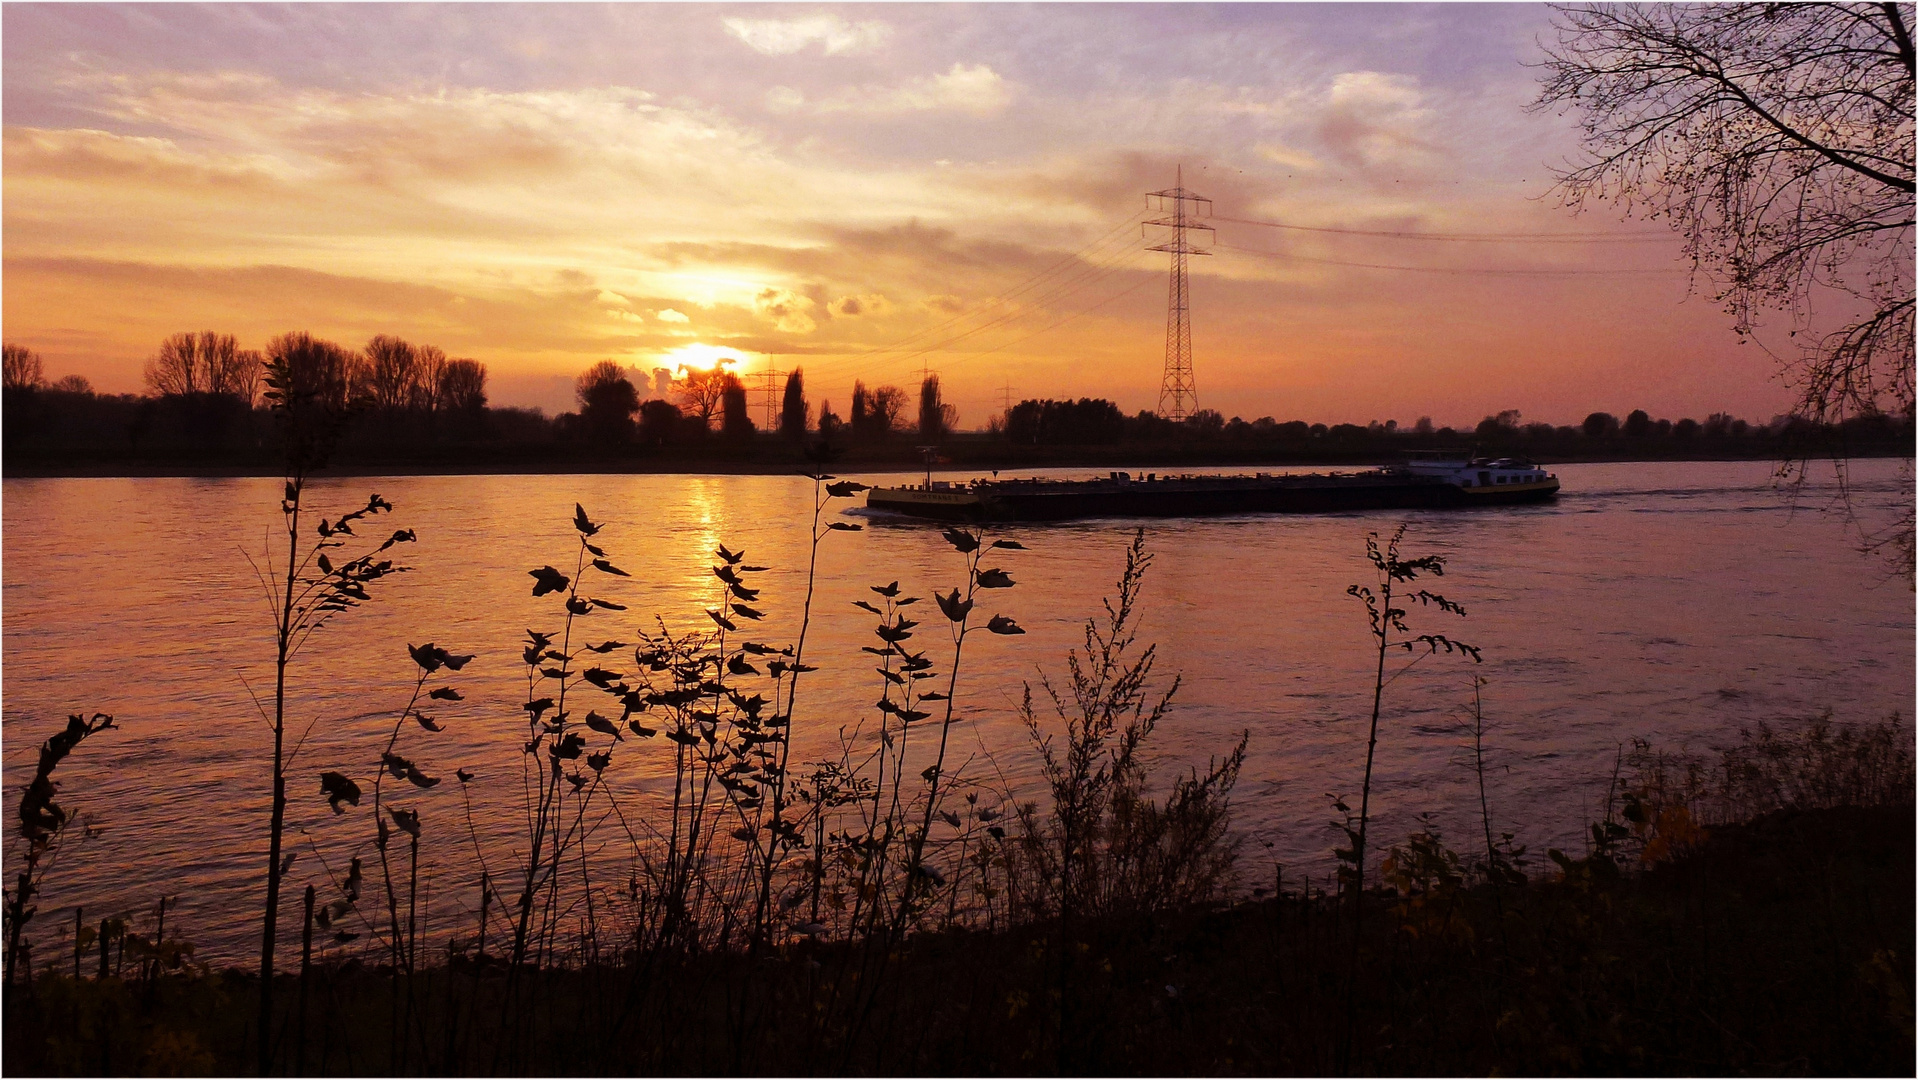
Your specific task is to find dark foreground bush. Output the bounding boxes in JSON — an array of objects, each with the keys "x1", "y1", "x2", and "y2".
[{"x1": 4, "y1": 802, "x2": 1908, "y2": 1076}]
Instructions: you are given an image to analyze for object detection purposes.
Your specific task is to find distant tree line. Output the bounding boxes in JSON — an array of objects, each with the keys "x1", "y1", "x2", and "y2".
[
  {"x1": 1, "y1": 332, "x2": 495, "y2": 459},
  {"x1": 996, "y1": 397, "x2": 1914, "y2": 459},
  {"x1": 5, "y1": 337, "x2": 1908, "y2": 467}
]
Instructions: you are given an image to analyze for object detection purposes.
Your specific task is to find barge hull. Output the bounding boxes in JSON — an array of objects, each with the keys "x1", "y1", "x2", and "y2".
[{"x1": 867, "y1": 476, "x2": 1558, "y2": 522}]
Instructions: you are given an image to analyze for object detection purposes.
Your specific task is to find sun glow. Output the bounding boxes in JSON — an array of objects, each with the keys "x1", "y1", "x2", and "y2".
[{"x1": 663, "y1": 342, "x2": 749, "y2": 377}]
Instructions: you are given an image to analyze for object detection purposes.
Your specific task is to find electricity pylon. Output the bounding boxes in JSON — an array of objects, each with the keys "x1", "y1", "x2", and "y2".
[
  {"x1": 1145, "y1": 166, "x2": 1212, "y2": 422},
  {"x1": 753, "y1": 360, "x2": 787, "y2": 430}
]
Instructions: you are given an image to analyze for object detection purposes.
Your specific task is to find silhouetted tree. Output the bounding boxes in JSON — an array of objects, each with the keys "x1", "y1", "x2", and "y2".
[
  {"x1": 1623, "y1": 408, "x2": 1652, "y2": 438},
  {"x1": 359, "y1": 335, "x2": 419, "y2": 411},
  {"x1": 866, "y1": 384, "x2": 908, "y2": 438},
  {"x1": 1008, "y1": 398, "x2": 1126, "y2": 444},
  {"x1": 146, "y1": 332, "x2": 262, "y2": 404},
  {"x1": 850, "y1": 381, "x2": 870, "y2": 436},
  {"x1": 781, "y1": 368, "x2": 808, "y2": 440},
  {"x1": 721, "y1": 374, "x2": 754, "y2": 440},
  {"x1": 638, "y1": 399, "x2": 682, "y2": 446},
  {"x1": 576, "y1": 359, "x2": 639, "y2": 445},
  {"x1": 918, "y1": 373, "x2": 947, "y2": 441},
  {"x1": 1187, "y1": 409, "x2": 1225, "y2": 436},
  {"x1": 1476, "y1": 409, "x2": 1522, "y2": 442},
  {"x1": 1538, "y1": 4, "x2": 1913, "y2": 428},
  {"x1": 436, "y1": 359, "x2": 487, "y2": 413},
  {"x1": 3, "y1": 344, "x2": 44, "y2": 391},
  {"x1": 265, "y1": 333, "x2": 355, "y2": 413},
  {"x1": 411, "y1": 344, "x2": 446, "y2": 412},
  {"x1": 1583, "y1": 411, "x2": 1619, "y2": 438},
  {"x1": 817, "y1": 398, "x2": 842, "y2": 438},
  {"x1": 677, "y1": 366, "x2": 731, "y2": 429}
]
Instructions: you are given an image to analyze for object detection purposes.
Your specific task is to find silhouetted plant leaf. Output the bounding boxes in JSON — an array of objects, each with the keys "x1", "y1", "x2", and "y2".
[
  {"x1": 584, "y1": 711, "x2": 624, "y2": 740},
  {"x1": 592, "y1": 558, "x2": 629, "y2": 577},
  {"x1": 573, "y1": 504, "x2": 601, "y2": 537},
  {"x1": 455, "y1": 768, "x2": 475, "y2": 784},
  {"x1": 825, "y1": 481, "x2": 868, "y2": 497},
  {"x1": 529, "y1": 566, "x2": 570, "y2": 596},
  {"x1": 404, "y1": 767, "x2": 440, "y2": 788},
  {"x1": 941, "y1": 526, "x2": 979, "y2": 553},
  {"x1": 852, "y1": 600, "x2": 882, "y2": 614},
  {"x1": 991, "y1": 539, "x2": 1026, "y2": 549},
  {"x1": 732, "y1": 603, "x2": 765, "y2": 620},
  {"x1": 986, "y1": 615, "x2": 1025, "y2": 635},
  {"x1": 975, "y1": 568, "x2": 1015, "y2": 589},
  {"x1": 589, "y1": 598, "x2": 626, "y2": 611},
  {"x1": 413, "y1": 712, "x2": 444, "y2": 732},
  {"x1": 319, "y1": 772, "x2": 361, "y2": 814},
  {"x1": 716, "y1": 544, "x2": 744, "y2": 565},
  {"x1": 707, "y1": 609, "x2": 738, "y2": 632},
  {"x1": 827, "y1": 522, "x2": 863, "y2": 531},
  {"x1": 388, "y1": 807, "x2": 421, "y2": 838},
  {"x1": 429, "y1": 687, "x2": 462, "y2": 701},
  {"x1": 935, "y1": 589, "x2": 972, "y2": 623}
]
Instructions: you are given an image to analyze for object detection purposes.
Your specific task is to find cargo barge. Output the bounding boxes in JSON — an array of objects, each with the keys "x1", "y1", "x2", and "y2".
[{"x1": 865, "y1": 457, "x2": 1560, "y2": 522}]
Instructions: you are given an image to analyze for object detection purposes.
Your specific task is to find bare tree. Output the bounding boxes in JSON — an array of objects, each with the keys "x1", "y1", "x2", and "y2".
[
  {"x1": 146, "y1": 331, "x2": 261, "y2": 402},
  {"x1": 266, "y1": 333, "x2": 357, "y2": 412},
  {"x1": 437, "y1": 358, "x2": 487, "y2": 412},
  {"x1": 1536, "y1": 3, "x2": 1914, "y2": 424},
  {"x1": 1537, "y1": 2, "x2": 1914, "y2": 579},
  {"x1": 145, "y1": 333, "x2": 205, "y2": 396},
  {"x1": 867, "y1": 384, "x2": 909, "y2": 436},
  {"x1": 676, "y1": 366, "x2": 731, "y2": 428},
  {"x1": 359, "y1": 335, "x2": 419, "y2": 411},
  {"x1": 411, "y1": 344, "x2": 447, "y2": 412},
  {"x1": 3, "y1": 344, "x2": 44, "y2": 392}
]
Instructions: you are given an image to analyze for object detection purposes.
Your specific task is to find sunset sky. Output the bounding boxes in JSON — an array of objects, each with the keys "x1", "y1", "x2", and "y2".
[{"x1": 3, "y1": 3, "x2": 1803, "y2": 427}]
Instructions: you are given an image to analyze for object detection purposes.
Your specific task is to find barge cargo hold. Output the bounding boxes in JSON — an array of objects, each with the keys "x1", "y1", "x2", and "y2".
[{"x1": 865, "y1": 458, "x2": 1560, "y2": 522}]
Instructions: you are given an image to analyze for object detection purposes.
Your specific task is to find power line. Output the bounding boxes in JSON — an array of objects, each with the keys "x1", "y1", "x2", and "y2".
[
  {"x1": 802, "y1": 209, "x2": 1149, "y2": 381},
  {"x1": 1215, "y1": 241, "x2": 1689, "y2": 276},
  {"x1": 877, "y1": 244, "x2": 1149, "y2": 376},
  {"x1": 1213, "y1": 214, "x2": 1673, "y2": 242}
]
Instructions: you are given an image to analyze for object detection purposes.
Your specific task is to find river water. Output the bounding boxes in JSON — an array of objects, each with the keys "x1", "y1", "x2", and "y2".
[{"x1": 3, "y1": 459, "x2": 1912, "y2": 965}]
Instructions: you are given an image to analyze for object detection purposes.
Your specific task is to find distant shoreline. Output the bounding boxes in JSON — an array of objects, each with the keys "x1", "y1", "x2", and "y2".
[{"x1": 3, "y1": 447, "x2": 1909, "y2": 481}]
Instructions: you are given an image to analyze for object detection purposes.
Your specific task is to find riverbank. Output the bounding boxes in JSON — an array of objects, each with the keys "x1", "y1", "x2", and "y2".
[
  {"x1": 5, "y1": 442, "x2": 1911, "y2": 480},
  {"x1": 4, "y1": 802, "x2": 1909, "y2": 1075}
]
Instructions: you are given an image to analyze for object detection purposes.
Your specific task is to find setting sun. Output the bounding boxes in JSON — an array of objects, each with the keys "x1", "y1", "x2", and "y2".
[{"x1": 663, "y1": 342, "x2": 750, "y2": 378}]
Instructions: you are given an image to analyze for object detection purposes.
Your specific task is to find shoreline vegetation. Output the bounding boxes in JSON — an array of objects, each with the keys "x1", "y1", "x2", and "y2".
[
  {"x1": 4, "y1": 336, "x2": 1912, "y2": 480},
  {"x1": 3, "y1": 351, "x2": 1913, "y2": 1077},
  {"x1": 5, "y1": 725, "x2": 1910, "y2": 1076}
]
